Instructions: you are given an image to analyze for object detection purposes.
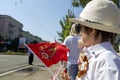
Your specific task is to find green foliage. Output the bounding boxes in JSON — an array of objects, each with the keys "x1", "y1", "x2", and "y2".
[
  {"x1": 72, "y1": 0, "x2": 90, "y2": 8},
  {"x1": 114, "y1": 34, "x2": 120, "y2": 52},
  {"x1": 10, "y1": 37, "x2": 19, "y2": 52},
  {"x1": 72, "y1": 0, "x2": 80, "y2": 7},
  {"x1": 72, "y1": 0, "x2": 120, "y2": 8},
  {"x1": 112, "y1": 0, "x2": 120, "y2": 8},
  {"x1": 0, "y1": 34, "x2": 4, "y2": 41},
  {"x1": 57, "y1": 10, "x2": 75, "y2": 43}
]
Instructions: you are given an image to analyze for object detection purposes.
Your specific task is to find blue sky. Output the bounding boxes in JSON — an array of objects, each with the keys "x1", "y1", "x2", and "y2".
[{"x1": 0, "y1": 0, "x2": 82, "y2": 42}]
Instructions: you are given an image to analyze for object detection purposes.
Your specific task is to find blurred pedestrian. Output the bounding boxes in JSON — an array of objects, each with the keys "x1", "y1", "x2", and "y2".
[
  {"x1": 28, "y1": 49, "x2": 33, "y2": 65},
  {"x1": 62, "y1": 23, "x2": 83, "y2": 80},
  {"x1": 28, "y1": 40, "x2": 38, "y2": 65}
]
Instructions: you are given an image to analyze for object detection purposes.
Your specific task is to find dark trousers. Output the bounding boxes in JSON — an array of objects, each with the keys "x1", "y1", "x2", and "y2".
[{"x1": 29, "y1": 53, "x2": 34, "y2": 65}]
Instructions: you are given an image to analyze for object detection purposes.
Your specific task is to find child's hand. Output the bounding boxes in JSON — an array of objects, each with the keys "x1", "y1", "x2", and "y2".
[
  {"x1": 61, "y1": 69, "x2": 70, "y2": 80},
  {"x1": 78, "y1": 39, "x2": 84, "y2": 48}
]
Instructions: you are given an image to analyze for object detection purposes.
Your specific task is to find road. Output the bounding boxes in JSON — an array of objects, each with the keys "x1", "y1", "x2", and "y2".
[
  {"x1": 0, "y1": 55, "x2": 29, "y2": 74},
  {"x1": 0, "y1": 53, "x2": 119, "y2": 80},
  {"x1": 0, "y1": 55, "x2": 63, "y2": 80}
]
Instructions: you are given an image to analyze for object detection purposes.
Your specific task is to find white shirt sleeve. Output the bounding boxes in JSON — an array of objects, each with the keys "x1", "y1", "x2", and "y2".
[{"x1": 96, "y1": 68, "x2": 120, "y2": 80}]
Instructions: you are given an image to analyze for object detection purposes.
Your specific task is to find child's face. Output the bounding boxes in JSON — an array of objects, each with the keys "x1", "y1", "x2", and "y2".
[
  {"x1": 80, "y1": 26, "x2": 90, "y2": 46},
  {"x1": 80, "y1": 26, "x2": 95, "y2": 47}
]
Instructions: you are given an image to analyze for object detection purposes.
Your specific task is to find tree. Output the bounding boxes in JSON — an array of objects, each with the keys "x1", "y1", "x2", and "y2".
[
  {"x1": 0, "y1": 34, "x2": 4, "y2": 41},
  {"x1": 72, "y1": 0, "x2": 89, "y2": 8},
  {"x1": 57, "y1": 10, "x2": 75, "y2": 43},
  {"x1": 72, "y1": 0, "x2": 120, "y2": 8}
]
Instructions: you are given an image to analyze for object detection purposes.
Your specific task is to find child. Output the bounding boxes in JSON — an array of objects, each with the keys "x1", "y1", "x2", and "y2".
[{"x1": 62, "y1": 0, "x2": 120, "y2": 80}]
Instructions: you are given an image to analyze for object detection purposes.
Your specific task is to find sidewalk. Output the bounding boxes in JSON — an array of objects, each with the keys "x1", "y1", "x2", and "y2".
[{"x1": 0, "y1": 63, "x2": 63, "y2": 80}]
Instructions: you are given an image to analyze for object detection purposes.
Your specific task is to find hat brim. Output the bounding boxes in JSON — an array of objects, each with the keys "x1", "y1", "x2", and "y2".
[{"x1": 69, "y1": 18, "x2": 120, "y2": 34}]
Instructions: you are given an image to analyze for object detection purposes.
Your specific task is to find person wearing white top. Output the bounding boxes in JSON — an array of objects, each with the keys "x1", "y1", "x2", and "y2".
[
  {"x1": 62, "y1": 23, "x2": 83, "y2": 80},
  {"x1": 62, "y1": 0, "x2": 120, "y2": 80}
]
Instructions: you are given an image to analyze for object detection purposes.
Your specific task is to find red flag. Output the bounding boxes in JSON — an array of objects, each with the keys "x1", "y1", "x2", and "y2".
[{"x1": 26, "y1": 42, "x2": 69, "y2": 67}]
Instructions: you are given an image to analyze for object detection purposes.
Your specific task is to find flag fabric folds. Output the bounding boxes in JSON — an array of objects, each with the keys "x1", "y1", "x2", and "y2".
[{"x1": 26, "y1": 42, "x2": 69, "y2": 67}]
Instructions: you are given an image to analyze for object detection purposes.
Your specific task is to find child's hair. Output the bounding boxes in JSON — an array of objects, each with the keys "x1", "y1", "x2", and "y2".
[
  {"x1": 69, "y1": 23, "x2": 81, "y2": 36},
  {"x1": 75, "y1": 24, "x2": 81, "y2": 34},
  {"x1": 81, "y1": 25, "x2": 116, "y2": 45}
]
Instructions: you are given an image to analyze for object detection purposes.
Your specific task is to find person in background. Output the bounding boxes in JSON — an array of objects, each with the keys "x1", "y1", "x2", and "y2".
[
  {"x1": 28, "y1": 40, "x2": 38, "y2": 65},
  {"x1": 68, "y1": 0, "x2": 120, "y2": 80},
  {"x1": 28, "y1": 49, "x2": 33, "y2": 65},
  {"x1": 62, "y1": 23, "x2": 83, "y2": 80}
]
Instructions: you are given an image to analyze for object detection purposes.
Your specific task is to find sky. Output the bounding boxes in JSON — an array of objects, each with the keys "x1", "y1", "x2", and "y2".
[{"x1": 0, "y1": 0, "x2": 82, "y2": 42}]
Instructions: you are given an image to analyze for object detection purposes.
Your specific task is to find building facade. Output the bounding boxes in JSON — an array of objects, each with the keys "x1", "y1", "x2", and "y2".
[
  {"x1": 0, "y1": 15, "x2": 23, "y2": 40},
  {"x1": 21, "y1": 31, "x2": 43, "y2": 43},
  {"x1": 0, "y1": 15, "x2": 43, "y2": 42}
]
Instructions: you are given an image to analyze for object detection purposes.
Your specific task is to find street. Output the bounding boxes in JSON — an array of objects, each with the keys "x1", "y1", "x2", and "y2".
[
  {"x1": 0, "y1": 64, "x2": 63, "y2": 80},
  {"x1": 0, "y1": 55, "x2": 28, "y2": 74},
  {"x1": 0, "y1": 55, "x2": 63, "y2": 80}
]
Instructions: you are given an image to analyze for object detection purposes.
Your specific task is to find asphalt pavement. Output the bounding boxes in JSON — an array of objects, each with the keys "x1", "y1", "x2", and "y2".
[
  {"x1": 0, "y1": 53, "x2": 119, "y2": 80},
  {"x1": 0, "y1": 63, "x2": 63, "y2": 80}
]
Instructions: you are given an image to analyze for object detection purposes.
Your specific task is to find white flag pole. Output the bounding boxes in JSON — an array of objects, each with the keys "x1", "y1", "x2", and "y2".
[
  {"x1": 49, "y1": 64, "x2": 64, "y2": 80},
  {"x1": 24, "y1": 43, "x2": 59, "y2": 80}
]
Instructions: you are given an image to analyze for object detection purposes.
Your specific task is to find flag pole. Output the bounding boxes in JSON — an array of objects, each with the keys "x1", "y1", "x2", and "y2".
[
  {"x1": 24, "y1": 43, "x2": 59, "y2": 80},
  {"x1": 49, "y1": 64, "x2": 64, "y2": 80}
]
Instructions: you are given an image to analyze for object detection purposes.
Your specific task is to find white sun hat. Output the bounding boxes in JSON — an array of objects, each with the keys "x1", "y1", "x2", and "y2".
[{"x1": 69, "y1": 0, "x2": 120, "y2": 34}]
